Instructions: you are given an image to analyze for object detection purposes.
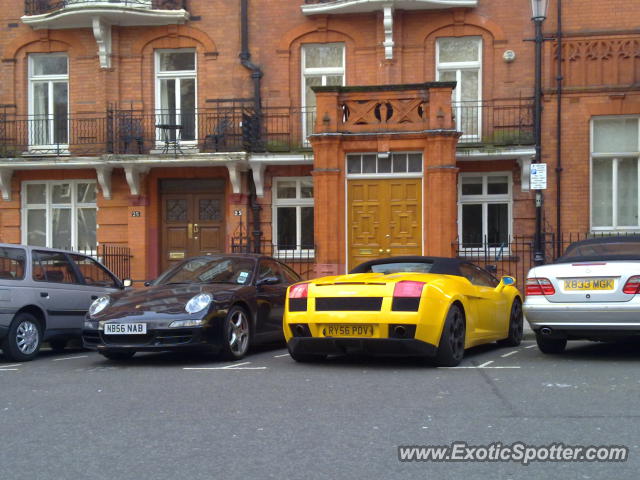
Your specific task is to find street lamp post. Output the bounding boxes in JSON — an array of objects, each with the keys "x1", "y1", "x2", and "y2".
[{"x1": 531, "y1": 0, "x2": 548, "y2": 265}]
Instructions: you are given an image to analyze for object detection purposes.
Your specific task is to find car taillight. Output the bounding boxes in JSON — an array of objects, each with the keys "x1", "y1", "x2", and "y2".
[
  {"x1": 289, "y1": 282, "x2": 309, "y2": 298},
  {"x1": 622, "y1": 276, "x2": 640, "y2": 294},
  {"x1": 526, "y1": 277, "x2": 555, "y2": 296},
  {"x1": 393, "y1": 281, "x2": 425, "y2": 298}
]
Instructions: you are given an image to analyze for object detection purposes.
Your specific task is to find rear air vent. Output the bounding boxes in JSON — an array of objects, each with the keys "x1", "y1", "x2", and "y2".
[{"x1": 315, "y1": 297, "x2": 383, "y2": 311}]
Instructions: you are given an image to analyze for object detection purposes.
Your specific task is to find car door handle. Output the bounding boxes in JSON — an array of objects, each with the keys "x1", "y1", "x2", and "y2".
[{"x1": 40, "y1": 292, "x2": 49, "y2": 298}]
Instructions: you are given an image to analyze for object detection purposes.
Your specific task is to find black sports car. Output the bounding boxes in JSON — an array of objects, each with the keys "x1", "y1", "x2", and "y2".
[{"x1": 82, "y1": 254, "x2": 301, "y2": 361}]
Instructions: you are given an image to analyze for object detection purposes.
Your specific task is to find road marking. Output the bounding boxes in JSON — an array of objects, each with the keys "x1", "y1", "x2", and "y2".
[
  {"x1": 183, "y1": 361, "x2": 267, "y2": 371},
  {"x1": 525, "y1": 345, "x2": 537, "y2": 349},
  {"x1": 501, "y1": 351, "x2": 518, "y2": 358},
  {"x1": 0, "y1": 368, "x2": 19, "y2": 371},
  {"x1": 274, "y1": 353, "x2": 290, "y2": 358},
  {"x1": 0, "y1": 364, "x2": 22, "y2": 369},
  {"x1": 478, "y1": 360, "x2": 494, "y2": 368},
  {"x1": 52, "y1": 355, "x2": 89, "y2": 362},
  {"x1": 440, "y1": 366, "x2": 521, "y2": 369}
]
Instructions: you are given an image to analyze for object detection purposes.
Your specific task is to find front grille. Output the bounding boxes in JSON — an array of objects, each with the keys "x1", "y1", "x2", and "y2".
[{"x1": 315, "y1": 297, "x2": 383, "y2": 311}]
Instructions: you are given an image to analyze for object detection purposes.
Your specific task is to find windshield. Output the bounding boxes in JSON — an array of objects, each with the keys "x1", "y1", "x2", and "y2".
[
  {"x1": 369, "y1": 262, "x2": 434, "y2": 274},
  {"x1": 560, "y1": 240, "x2": 640, "y2": 261},
  {"x1": 155, "y1": 257, "x2": 256, "y2": 285}
]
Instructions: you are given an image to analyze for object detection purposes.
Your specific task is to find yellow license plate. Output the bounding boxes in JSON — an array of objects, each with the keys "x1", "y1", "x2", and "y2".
[
  {"x1": 323, "y1": 324, "x2": 374, "y2": 337},
  {"x1": 563, "y1": 278, "x2": 614, "y2": 290}
]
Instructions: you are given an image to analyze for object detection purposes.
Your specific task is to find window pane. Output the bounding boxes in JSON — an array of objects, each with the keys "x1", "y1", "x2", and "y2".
[
  {"x1": 304, "y1": 76, "x2": 322, "y2": 108},
  {"x1": 325, "y1": 75, "x2": 343, "y2": 86},
  {"x1": 0, "y1": 247, "x2": 26, "y2": 281},
  {"x1": 33, "y1": 251, "x2": 76, "y2": 284},
  {"x1": 159, "y1": 79, "x2": 177, "y2": 113},
  {"x1": 487, "y1": 204, "x2": 509, "y2": 247},
  {"x1": 27, "y1": 184, "x2": 46, "y2": 204},
  {"x1": 461, "y1": 70, "x2": 479, "y2": 102},
  {"x1": 276, "y1": 181, "x2": 297, "y2": 199},
  {"x1": 392, "y1": 154, "x2": 407, "y2": 173},
  {"x1": 347, "y1": 156, "x2": 361, "y2": 174},
  {"x1": 159, "y1": 51, "x2": 195, "y2": 71},
  {"x1": 461, "y1": 176, "x2": 483, "y2": 195},
  {"x1": 378, "y1": 156, "x2": 391, "y2": 173},
  {"x1": 438, "y1": 37, "x2": 480, "y2": 63},
  {"x1": 301, "y1": 207, "x2": 314, "y2": 249},
  {"x1": 462, "y1": 204, "x2": 483, "y2": 248},
  {"x1": 277, "y1": 207, "x2": 297, "y2": 249},
  {"x1": 77, "y1": 208, "x2": 97, "y2": 252},
  {"x1": 52, "y1": 208, "x2": 71, "y2": 249},
  {"x1": 487, "y1": 176, "x2": 509, "y2": 195},
  {"x1": 617, "y1": 158, "x2": 638, "y2": 226},
  {"x1": 304, "y1": 44, "x2": 344, "y2": 69},
  {"x1": 32, "y1": 83, "x2": 50, "y2": 145},
  {"x1": 52, "y1": 184, "x2": 71, "y2": 204},
  {"x1": 593, "y1": 118, "x2": 638, "y2": 154},
  {"x1": 27, "y1": 210, "x2": 46, "y2": 246},
  {"x1": 70, "y1": 254, "x2": 116, "y2": 288},
  {"x1": 408, "y1": 153, "x2": 422, "y2": 172},
  {"x1": 53, "y1": 82, "x2": 68, "y2": 144},
  {"x1": 180, "y1": 78, "x2": 196, "y2": 140},
  {"x1": 77, "y1": 183, "x2": 96, "y2": 203},
  {"x1": 362, "y1": 154, "x2": 376, "y2": 173},
  {"x1": 300, "y1": 178, "x2": 313, "y2": 198},
  {"x1": 32, "y1": 56, "x2": 67, "y2": 76},
  {"x1": 592, "y1": 158, "x2": 613, "y2": 227},
  {"x1": 439, "y1": 70, "x2": 456, "y2": 82}
]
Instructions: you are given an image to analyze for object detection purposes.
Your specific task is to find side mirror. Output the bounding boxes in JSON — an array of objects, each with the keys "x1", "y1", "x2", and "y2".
[
  {"x1": 143, "y1": 280, "x2": 153, "y2": 287},
  {"x1": 485, "y1": 264, "x2": 498, "y2": 274},
  {"x1": 257, "y1": 276, "x2": 280, "y2": 286},
  {"x1": 501, "y1": 276, "x2": 516, "y2": 286},
  {"x1": 122, "y1": 279, "x2": 133, "y2": 288}
]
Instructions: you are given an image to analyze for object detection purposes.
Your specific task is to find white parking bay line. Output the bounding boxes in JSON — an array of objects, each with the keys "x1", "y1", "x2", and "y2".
[
  {"x1": 478, "y1": 360, "x2": 494, "y2": 368},
  {"x1": 183, "y1": 361, "x2": 267, "y2": 371},
  {"x1": 0, "y1": 368, "x2": 19, "y2": 371},
  {"x1": 439, "y1": 366, "x2": 521, "y2": 369},
  {"x1": 501, "y1": 351, "x2": 518, "y2": 358},
  {"x1": 0, "y1": 364, "x2": 22, "y2": 369},
  {"x1": 52, "y1": 355, "x2": 89, "y2": 362},
  {"x1": 525, "y1": 344, "x2": 537, "y2": 349},
  {"x1": 274, "y1": 353, "x2": 290, "y2": 358}
]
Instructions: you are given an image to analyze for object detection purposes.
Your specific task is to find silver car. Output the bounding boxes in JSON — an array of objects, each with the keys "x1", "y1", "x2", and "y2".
[
  {"x1": 0, "y1": 244, "x2": 126, "y2": 361},
  {"x1": 524, "y1": 235, "x2": 640, "y2": 353}
]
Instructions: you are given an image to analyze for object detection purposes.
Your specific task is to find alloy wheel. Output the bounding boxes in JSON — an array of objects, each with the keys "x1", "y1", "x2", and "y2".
[
  {"x1": 228, "y1": 310, "x2": 249, "y2": 355},
  {"x1": 16, "y1": 320, "x2": 40, "y2": 355}
]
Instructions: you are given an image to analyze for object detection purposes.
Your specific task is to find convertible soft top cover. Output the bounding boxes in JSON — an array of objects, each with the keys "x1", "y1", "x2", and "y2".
[{"x1": 556, "y1": 235, "x2": 640, "y2": 263}]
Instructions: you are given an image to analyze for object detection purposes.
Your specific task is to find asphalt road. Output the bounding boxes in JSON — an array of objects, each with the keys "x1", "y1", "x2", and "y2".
[{"x1": 1, "y1": 338, "x2": 639, "y2": 480}]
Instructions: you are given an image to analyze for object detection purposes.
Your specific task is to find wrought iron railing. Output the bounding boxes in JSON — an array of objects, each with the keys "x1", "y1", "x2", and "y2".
[
  {"x1": 71, "y1": 244, "x2": 132, "y2": 280},
  {"x1": 24, "y1": 0, "x2": 186, "y2": 15},
  {"x1": 231, "y1": 239, "x2": 316, "y2": 280},
  {"x1": 453, "y1": 99, "x2": 534, "y2": 145}
]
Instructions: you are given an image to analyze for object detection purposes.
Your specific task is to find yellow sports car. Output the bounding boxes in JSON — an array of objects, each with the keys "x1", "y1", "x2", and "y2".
[{"x1": 284, "y1": 256, "x2": 523, "y2": 366}]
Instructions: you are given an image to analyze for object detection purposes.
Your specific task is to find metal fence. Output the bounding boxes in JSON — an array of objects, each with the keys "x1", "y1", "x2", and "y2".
[
  {"x1": 75, "y1": 244, "x2": 132, "y2": 281},
  {"x1": 230, "y1": 238, "x2": 316, "y2": 280}
]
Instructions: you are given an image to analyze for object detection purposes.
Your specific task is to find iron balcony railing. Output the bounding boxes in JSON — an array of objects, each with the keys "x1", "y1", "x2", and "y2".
[
  {"x1": 231, "y1": 239, "x2": 316, "y2": 280},
  {"x1": 24, "y1": 0, "x2": 187, "y2": 15},
  {"x1": 453, "y1": 99, "x2": 534, "y2": 145},
  {"x1": 0, "y1": 104, "x2": 316, "y2": 157}
]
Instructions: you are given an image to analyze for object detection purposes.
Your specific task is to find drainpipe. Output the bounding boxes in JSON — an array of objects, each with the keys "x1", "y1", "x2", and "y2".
[
  {"x1": 555, "y1": 0, "x2": 564, "y2": 256},
  {"x1": 240, "y1": 0, "x2": 264, "y2": 253}
]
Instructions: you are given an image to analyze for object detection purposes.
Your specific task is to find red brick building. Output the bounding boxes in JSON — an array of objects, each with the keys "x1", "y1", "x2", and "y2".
[{"x1": 0, "y1": 0, "x2": 638, "y2": 282}]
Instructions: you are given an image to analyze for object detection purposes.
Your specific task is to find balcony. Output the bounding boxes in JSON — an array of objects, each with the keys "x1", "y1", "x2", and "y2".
[
  {"x1": 302, "y1": 0, "x2": 477, "y2": 15},
  {"x1": 0, "y1": 100, "x2": 532, "y2": 159},
  {"x1": 0, "y1": 103, "x2": 316, "y2": 158}
]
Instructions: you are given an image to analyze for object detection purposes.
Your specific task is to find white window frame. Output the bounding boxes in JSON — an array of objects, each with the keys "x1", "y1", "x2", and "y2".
[
  {"x1": 21, "y1": 180, "x2": 98, "y2": 252},
  {"x1": 154, "y1": 49, "x2": 197, "y2": 147},
  {"x1": 301, "y1": 43, "x2": 345, "y2": 142},
  {"x1": 457, "y1": 172, "x2": 512, "y2": 257},
  {"x1": 345, "y1": 152, "x2": 423, "y2": 179},
  {"x1": 590, "y1": 116, "x2": 640, "y2": 231},
  {"x1": 272, "y1": 177, "x2": 315, "y2": 258},
  {"x1": 436, "y1": 36, "x2": 482, "y2": 141},
  {"x1": 28, "y1": 53, "x2": 69, "y2": 153}
]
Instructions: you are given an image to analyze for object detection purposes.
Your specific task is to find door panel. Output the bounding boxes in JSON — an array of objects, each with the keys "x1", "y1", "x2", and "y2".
[
  {"x1": 348, "y1": 179, "x2": 422, "y2": 270},
  {"x1": 161, "y1": 190, "x2": 225, "y2": 271}
]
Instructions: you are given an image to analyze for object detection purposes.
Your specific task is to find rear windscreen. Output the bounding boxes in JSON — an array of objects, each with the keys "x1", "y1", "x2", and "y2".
[
  {"x1": 369, "y1": 262, "x2": 434, "y2": 274},
  {"x1": 0, "y1": 247, "x2": 26, "y2": 281},
  {"x1": 561, "y1": 241, "x2": 640, "y2": 260}
]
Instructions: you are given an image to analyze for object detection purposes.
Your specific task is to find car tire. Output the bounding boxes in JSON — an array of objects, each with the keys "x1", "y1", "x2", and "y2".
[
  {"x1": 99, "y1": 350, "x2": 136, "y2": 361},
  {"x1": 220, "y1": 305, "x2": 251, "y2": 361},
  {"x1": 433, "y1": 304, "x2": 466, "y2": 367},
  {"x1": 286, "y1": 344, "x2": 326, "y2": 363},
  {"x1": 497, "y1": 298, "x2": 524, "y2": 347},
  {"x1": 2, "y1": 313, "x2": 43, "y2": 362},
  {"x1": 49, "y1": 339, "x2": 67, "y2": 353},
  {"x1": 535, "y1": 333, "x2": 567, "y2": 354}
]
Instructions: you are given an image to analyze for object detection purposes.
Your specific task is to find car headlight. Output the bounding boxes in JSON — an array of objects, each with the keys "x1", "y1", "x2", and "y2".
[
  {"x1": 169, "y1": 319, "x2": 205, "y2": 328},
  {"x1": 89, "y1": 296, "x2": 110, "y2": 317},
  {"x1": 185, "y1": 293, "x2": 213, "y2": 314}
]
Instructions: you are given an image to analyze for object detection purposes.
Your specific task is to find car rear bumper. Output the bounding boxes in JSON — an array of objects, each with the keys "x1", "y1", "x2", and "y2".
[
  {"x1": 287, "y1": 337, "x2": 438, "y2": 357},
  {"x1": 82, "y1": 326, "x2": 220, "y2": 352},
  {"x1": 524, "y1": 300, "x2": 640, "y2": 331}
]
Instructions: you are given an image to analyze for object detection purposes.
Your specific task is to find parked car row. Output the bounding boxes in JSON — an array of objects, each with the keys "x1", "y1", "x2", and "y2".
[{"x1": 2, "y1": 235, "x2": 639, "y2": 365}]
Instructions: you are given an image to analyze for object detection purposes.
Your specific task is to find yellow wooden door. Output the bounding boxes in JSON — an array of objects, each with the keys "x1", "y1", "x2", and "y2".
[{"x1": 348, "y1": 179, "x2": 422, "y2": 270}]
